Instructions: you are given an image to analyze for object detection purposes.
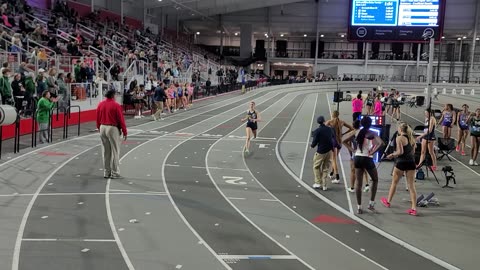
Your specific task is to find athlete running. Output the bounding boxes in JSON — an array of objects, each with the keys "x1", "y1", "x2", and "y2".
[{"x1": 241, "y1": 101, "x2": 261, "y2": 154}]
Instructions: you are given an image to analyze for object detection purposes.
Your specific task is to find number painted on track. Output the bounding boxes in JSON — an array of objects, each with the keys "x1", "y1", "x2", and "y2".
[{"x1": 223, "y1": 176, "x2": 247, "y2": 185}]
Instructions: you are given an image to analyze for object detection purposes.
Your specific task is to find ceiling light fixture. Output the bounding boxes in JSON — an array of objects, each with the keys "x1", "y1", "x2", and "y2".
[
  {"x1": 463, "y1": 36, "x2": 467, "y2": 39},
  {"x1": 320, "y1": 34, "x2": 324, "y2": 37},
  {"x1": 158, "y1": 0, "x2": 162, "y2": 2},
  {"x1": 457, "y1": 37, "x2": 462, "y2": 40},
  {"x1": 341, "y1": 34, "x2": 345, "y2": 38},
  {"x1": 303, "y1": 34, "x2": 307, "y2": 37},
  {"x1": 235, "y1": 32, "x2": 239, "y2": 36},
  {"x1": 196, "y1": 32, "x2": 200, "y2": 35},
  {"x1": 280, "y1": 34, "x2": 284, "y2": 37},
  {"x1": 477, "y1": 37, "x2": 480, "y2": 41},
  {"x1": 442, "y1": 36, "x2": 445, "y2": 39}
]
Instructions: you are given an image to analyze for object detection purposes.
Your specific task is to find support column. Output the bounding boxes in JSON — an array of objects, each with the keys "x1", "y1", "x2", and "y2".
[
  {"x1": 240, "y1": 24, "x2": 253, "y2": 58},
  {"x1": 143, "y1": 0, "x2": 147, "y2": 30},
  {"x1": 364, "y1": 42, "x2": 369, "y2": 76},
  {"x1": 219, "y1": 15, "x2": 224, "y2": 57},
  {"x1": 313, "y1": 0, "x2": 320, "y2": 77},
  {"x1": 458, "y1": 39, "x2": 463, "y2": 61},
  {"x1": 264, "y1": 61, "x2": 270, "y2": 77},
  {"x1": 469, "y1": 0, "x2": 480, "y2": 82},
  {"x1": 91, "y1": 0, "x2": 94, "y2": 12},
  {"x1": 426, "y1": 38, "x2": 434, "y2": 108},
  {"x1": 416, "y1": 43, "x2": 421, "y2": 77}
]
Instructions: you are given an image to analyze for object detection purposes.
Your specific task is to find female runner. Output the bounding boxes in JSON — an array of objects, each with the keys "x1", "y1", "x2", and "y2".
[
  {"x1": 241, "y1": 101, "x2": 261, "y2": 154},
  {"x1": 467, "y1": 108, "x2": 480, "y2": 166},
  {"x1": 353, "y1": 117, "x2": 384, "y2": 214},
  {"x1": 326, "y1": 111, "x2": 353, "y2": 184},
  {"x1": 438, "y1": 104, "x2": 455, "y2": 139},
  {"x1": 456, "y1": 104, "x2": 470, "y2": 156},
  {"x1": 342, "y1": 120, "x2": 369, "y2": 193},
  {"x1": 416, "y1": 109, "x2": 438, "y2": 171},
  {"x1": 382, "y1": 122, "x2": 418, "y2": 216}
]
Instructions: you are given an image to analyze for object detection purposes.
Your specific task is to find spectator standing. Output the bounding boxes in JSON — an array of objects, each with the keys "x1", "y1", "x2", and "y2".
[
  {"x1": 152, "y1": 82, "x2": 166, "y2": 121},
  {"x1": 311, "y1": 116, "x2": 336, "y2": 191},
  {"x1": 0, "y1": 68, "x2": 12, "y2": 104},
  {"x1": 96, "y1": 89, "x2": 127, "y2": 179},
  {"x1": 36, "y1": 90, "x2": 58, "y2": 143}
]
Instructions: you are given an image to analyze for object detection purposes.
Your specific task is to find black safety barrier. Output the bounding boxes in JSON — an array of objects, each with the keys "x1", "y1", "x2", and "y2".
[{"x1": 64, "y1": 105, "x2": 81, "y2": 139}]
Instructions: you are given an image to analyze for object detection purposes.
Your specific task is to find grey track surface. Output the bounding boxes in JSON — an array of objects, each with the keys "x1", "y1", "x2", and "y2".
[{"x1": 1, "y1": 86, "x2": 477, "y2": 270}]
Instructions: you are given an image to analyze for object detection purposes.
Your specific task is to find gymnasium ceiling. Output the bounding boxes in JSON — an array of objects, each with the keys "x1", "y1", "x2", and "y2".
[{"x1": 146, "y1": 0, "x2": 479, "y2": 40}]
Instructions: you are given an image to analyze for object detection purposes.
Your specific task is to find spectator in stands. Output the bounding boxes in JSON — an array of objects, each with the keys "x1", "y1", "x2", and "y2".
[
  {"x1": 65, "y1": 72, "x2": 74, "y2": 84},
  {"x1": 1, "y1": 11, "x2": 12, "y2": 28},
  {"x1": 57, "y1": 73, "x2": 67, "y2": 105},
  {"x1": 110, "y1": 63, "x2": 120, "y2": 81},
  {"x1": 47, "y1": 68, "x2": 58, "y2": 96},
  {"x1": 37, "y1": 90, "x2": 59, "y2": 144},
  {"x1": 36, "y1": 68, "x2": 47, "y2": 97},
  {"x1": 38, "y1": 48, "x2": 48, "y2": 69},
  {"x1": 47, "y1": 37, "x2": 61, "y2": 54},
  {"x1": 0, "y1": 62, "x2": 8, "y2": 74},
  {"x1": 24, "y1": 72, "x2": 35, "y2": 115},
  {"x1": 11, "y1": 73, "x2": 25, "y2": 113},
  {"x1": 0, "y1": 68, "x2": 12, "y2": 105}
]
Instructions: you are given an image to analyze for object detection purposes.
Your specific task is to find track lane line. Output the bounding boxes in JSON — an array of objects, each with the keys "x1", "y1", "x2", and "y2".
[{"x1": 299, "y1": 94, "x2": 319, "y2": 181}]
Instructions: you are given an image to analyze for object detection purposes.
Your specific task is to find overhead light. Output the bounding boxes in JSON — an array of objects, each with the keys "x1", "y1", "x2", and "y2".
[
  {"x1": 158, "y1": 0, "x2": 162, "y2": 1},
  {"x1": 196, "y1": 32, "x2": 200, "y2": 35},
  {"x1": 320, "y1": 34, "x2": 324, "y2": 37},
  {"x1": 441, "y1": 36, "x2": 445, "y2": 39},
  {"x1": 340, "y1": 34, "x2": 345, "y2": 38},
  {"x1": 280, "y1": 34, "x2": 284, "y2": 37},
  {"x1": 303, "y1": 34, "x2": 307, "y2": 37},
  {"x1": 457, "y1": 37, "x2": 462, "y2": 40},
  {"x1": 477, "y1": 37, "x2": 480, "y2": 41},
  {"x1": 463, "y1": 36, "x2": 467, "y2": 39},
  {"x1": 234, "y1": 32, "x2": 239, "y2": 36},
  {"x1": 191, "y1": 13, "x2": 195, "y2": 16}
]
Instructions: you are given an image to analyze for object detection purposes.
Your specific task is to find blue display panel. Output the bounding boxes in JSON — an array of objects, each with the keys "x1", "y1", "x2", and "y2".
[
  {"x1": 351, "y1": 0, "x2": 399, "y2": 26},
  {"x1": 348, "y1": 0, "x2": 445, "y2": 41}
]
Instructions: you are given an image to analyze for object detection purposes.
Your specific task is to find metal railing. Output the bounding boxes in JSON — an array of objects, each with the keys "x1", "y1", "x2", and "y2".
[
  {"x1": 26, "y1": 13, "x2": 48, "y2": 31},
  {"x1": 56, "y1": 29, "x2": 76, "y2": 42},
  {"x1": 77, "y1": 23, "x2": 96, "y2": 40}
]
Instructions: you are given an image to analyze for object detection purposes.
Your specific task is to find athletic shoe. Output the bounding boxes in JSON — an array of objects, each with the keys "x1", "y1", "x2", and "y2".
[
  {"x1": 152, "y1": 115, "x2": 157, "y2": 121},
  {"x1": 363, "y1": 185, "x2": 370, "y2": 193},
  {"x1": 469, "y1": 159, "x2": 474, "y2": 165},
  {"x1": 111, "y1": 174, "x2": 123, "y2": 179},
  {"x1": 331, "y1": 179, "x2": 340, "y2": 184},
  {"x1": 322, "y1": 186, "x2": 328, "y2": 191},
  {"x1": 407, "y1": 209, "x2": 418, "y2": 216},
  {"x1": 357, "y1": 208, "x2": 363, "y2": 214},
  {"x1": 456, "y1": 145, "x2": 460, "y2": 152},
  {"x1": 368, "y1": 203, "x2": 376, "y2": 211},
  {"x1": 313, "y1": 183, "x2": 321, "y2": 189},
  {"x1": 430, "y1": 166, "x2": 437, "y2": 171},
  {"x1": 347, "y1": 187, "x2": 355, "y2": 193},
  {"x1": 381, "y1": 197, "x2": 391, "y2": 208},
  {"x1": 475, "y1": 161, "x2": 479, "y2": 166},
  {"x1": 461, "y1": 151, "x2": 466, "y2": 156}
]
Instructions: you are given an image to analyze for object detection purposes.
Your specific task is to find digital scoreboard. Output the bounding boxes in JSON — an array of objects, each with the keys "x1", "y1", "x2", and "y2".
[{"x1": 348, "y1": 0, "x2": 446, "y2": 42}]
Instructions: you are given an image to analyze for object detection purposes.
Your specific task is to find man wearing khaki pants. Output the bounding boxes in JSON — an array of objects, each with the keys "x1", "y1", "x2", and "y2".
[
  {"x1": 96, "y1": 90, "x2": 127, "y2": 178},
  {"x1": 311, "y1": 116, "x2": 335, "y2": 191}
]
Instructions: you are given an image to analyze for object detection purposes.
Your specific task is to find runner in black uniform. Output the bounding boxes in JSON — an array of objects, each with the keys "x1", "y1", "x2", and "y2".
[{"x1": 241, "y1": 101, "x2": 261, "y2": 154}]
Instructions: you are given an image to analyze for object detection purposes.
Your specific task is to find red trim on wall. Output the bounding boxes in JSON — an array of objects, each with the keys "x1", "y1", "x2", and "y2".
[{"x1": 1, "y1": 109, "x2": 97, "y2": 140}]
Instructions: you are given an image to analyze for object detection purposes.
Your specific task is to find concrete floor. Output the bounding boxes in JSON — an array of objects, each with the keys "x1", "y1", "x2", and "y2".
[{"x1": 0, "y1": 85, "x2": 476, "y2": 270}]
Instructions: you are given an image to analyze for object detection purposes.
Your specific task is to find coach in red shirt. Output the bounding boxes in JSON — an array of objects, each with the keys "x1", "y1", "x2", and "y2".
[{"x1": 96, "y1": 89, "x2": 127, "y2": 179}]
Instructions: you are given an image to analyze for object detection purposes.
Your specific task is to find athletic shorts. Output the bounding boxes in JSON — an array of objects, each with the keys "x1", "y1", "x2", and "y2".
[
  {"x1": 395, "y1": 160, "x2": 416, "y2": 171},
  {"x1": 352, "y1": 112, "x2": 362, "y2": 121},
  {"x1": 460, "y1": 125, "x2": 469, "y2": 131},
  {"x1": 354, "y1": 156, "x2": 375, "y2": 170},
  {"x1": 246, "y1": 122, "x2": 257, "y2": 131},
  {"x1": 442, "y1": 121, "x2": 452, "y2": 128},
  {"x1": 423, "y1": 134, "x2": 436, "y2": 141},
  {"x1": 471, "y1": 133, "x2": 480, "y2": 138}
]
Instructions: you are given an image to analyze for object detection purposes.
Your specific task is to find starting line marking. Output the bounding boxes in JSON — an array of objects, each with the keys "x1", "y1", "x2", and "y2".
[{"x1": 218, "y1": 255, "x2": 296, "y2": 260}]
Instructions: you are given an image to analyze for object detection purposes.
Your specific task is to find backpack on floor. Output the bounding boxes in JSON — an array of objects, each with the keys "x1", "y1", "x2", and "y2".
[{"x1": 416, "y1": 169, "x2": 425, "y2": 180}]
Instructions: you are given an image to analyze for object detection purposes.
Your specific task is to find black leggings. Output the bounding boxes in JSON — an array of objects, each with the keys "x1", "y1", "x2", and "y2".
[{"x1": 355, "y1": 167, "x2": 378, "y2": 206}]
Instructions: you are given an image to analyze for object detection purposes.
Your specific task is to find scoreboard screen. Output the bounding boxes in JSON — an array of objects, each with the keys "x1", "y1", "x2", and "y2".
[{"x1": 348, "y1": 0, "x2": 446, "y2": 42}]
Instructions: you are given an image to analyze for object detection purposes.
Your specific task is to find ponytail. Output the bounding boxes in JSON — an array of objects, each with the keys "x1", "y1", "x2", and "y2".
[{"x1": 356, "y1": 116, "x2": 372, "y2": 152}]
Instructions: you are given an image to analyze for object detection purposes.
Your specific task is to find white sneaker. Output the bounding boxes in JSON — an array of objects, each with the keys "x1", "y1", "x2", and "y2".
[
  {"x1": 363, "y1": 185, "x2": 370, "y2": 192},
  {"x1": 313, "y1": 183, "x2": 321, "y2": 189},
  {"x1": 347, "y1": 187, "x2": 355, "y2": 193},
  {"x1": 469, "y1": 159, "x2": 474, "y2": 166},
  {"x1": 322, "y1": 186, "x2": 328, "y2": 191},
  {"x1": 152, "y1": 115, "x2": 157, "y2": 121},
  {"x1": 331, "y1": 179, "x2": 340, "y2": 184},
  {"x1": 475, "y1": 161, "x2": 479, "y2": 166}
]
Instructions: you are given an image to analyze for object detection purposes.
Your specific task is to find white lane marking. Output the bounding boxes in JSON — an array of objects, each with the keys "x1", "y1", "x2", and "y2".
[
  {"x1": 275, "y1": 107, "x2": 462, "y2": 270},
  {"x1": 227, "y1": 197, "x2": 246, "y2": 200},
  {"x1": 299, "y1": 93, "x2": 318, "y2": 181},
  {"x1": 206, "y1": 94, "x2": 316, "y2": 270},
  {"x1": 78, "y1": 202, "x2": 84, "y2": 205},
  {"x1": 110, "y1": 189, "x2": 131, "y2": 192},
  {"x1": 259, "y1": 199, "x2": 279, "y2": 202},
  {"x1": 0, "y1": 192, "x2": 167, "y2": 197},
  {"x1": 165, "y1": 164, "x2": 180, "y2": 167},
  {"x1": 402, "y1": 110, "x2": 480, "y2": 177},
  {"x1": 106, "y1": 179, "x2": 135, "y2": 270},
  {"x1": 41, "y1": 216, "x2": 48, "y2": 219},
  {"x1": 326, "y1": 93, "x2": 354, "y2": 214},
  {"x1": 12, "y1": 146, "x2": 99, "y2": 270},
  {"x1": 81, "y1": 248, "x2": 90, "y2": 253},
  {"x1": 175, "y1": 265, "x2": 183, "y2": 269},
  {"x1": 218, "y1": 255, "x2": 297, "y2": 260}
]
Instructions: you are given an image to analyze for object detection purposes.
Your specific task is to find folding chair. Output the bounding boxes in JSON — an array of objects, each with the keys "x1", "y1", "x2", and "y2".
[{"x1": 437, "y1": 138, "x2": 456, "y2": 161}]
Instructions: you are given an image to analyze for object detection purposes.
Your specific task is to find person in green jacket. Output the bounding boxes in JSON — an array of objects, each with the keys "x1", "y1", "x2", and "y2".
[
  {"x1": 0, "y1": 68, "x2": 12, "y2": 105},
  {"x1": 37, "y1": 90, "x2": 58, "y2": 143}
]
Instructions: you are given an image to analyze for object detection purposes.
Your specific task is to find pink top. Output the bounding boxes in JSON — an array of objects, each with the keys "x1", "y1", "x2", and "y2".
[
  {"x1": 374, "y1": 100, "x2": 382, "y2": 116},
  {"x1": 352, "y1": 98, "x2": 363, "y2": 113}
]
